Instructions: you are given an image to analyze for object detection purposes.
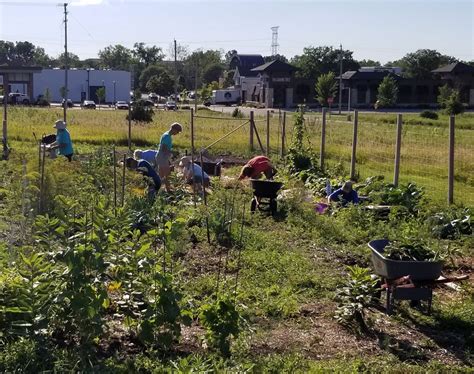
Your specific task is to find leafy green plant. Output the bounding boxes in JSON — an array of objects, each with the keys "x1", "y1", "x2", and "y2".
[
  {"x1": 428, "y1": 208, "x2": 472, "y2": 239},
  {"x1": 127, "y1": 100, "x2": 154, "y2": 123},
  {"x1": 315, "y1": 72, "x2": 337, "y2": 106},
  {"x1": 199, "y1": 295, "x2": 240, "y2": 356},
  {"x1": 376, "y1": 76, "x2": 398, "y2": 107},
  {"x1": 334, "y1": 266, "x2": 378, "y2": 333},
  {"x1": 384, "y1": 238, "x2": 439, "y2": 262},
  {"x1": 419, "y1": 110, "x2": 439, "y2": 120}
]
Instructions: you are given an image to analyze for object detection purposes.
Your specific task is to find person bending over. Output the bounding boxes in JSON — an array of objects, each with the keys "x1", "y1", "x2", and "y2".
[
  {"x1": 328, "y1": 181, "x2": 359, "y2": 206},
  {"x1": 178, "y1": 156, "x2": 211, "y2": 189},
  {"x1": 125, "y1": 157, "x2": 162, "y2": 193},
  {"x1": 133, "y1": 149, "x2": 159, "y2": 169},
  {"x1": 238, "y1": 155, "x2": 276, "y2": 180}
]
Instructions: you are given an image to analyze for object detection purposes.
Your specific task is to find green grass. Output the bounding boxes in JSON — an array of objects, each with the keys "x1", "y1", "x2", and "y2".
[{"x1": 3, "y1": 107, "x2": 472, "y2": 205}]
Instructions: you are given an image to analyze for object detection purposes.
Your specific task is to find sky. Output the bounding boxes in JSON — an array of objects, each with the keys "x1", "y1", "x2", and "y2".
[{"x1": 0, "y1": 0, "x2": 473, "y2": 64}]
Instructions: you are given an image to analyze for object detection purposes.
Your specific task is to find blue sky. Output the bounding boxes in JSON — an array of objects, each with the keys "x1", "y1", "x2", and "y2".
[{"x1": 0, "y1": 0, "x2": 473, "y2": 63}]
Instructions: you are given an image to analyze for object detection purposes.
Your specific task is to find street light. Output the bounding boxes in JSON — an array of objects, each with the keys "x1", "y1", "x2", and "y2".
[{"x1": 113, "y1": 80, "x2": 116, "y2": 105}]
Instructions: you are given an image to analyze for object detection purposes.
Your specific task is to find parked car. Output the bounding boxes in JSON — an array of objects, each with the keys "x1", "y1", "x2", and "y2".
[
  {"x1": 3, "y1": 93, "x2": 30, "y2": 105},
  {"x1": 165, "y1": 101, "x2": 177, "y2": 110},
  {"x1": 148, "y1": 93, "x2": 159, "y2": 103},
  {"x1": 115, "y1": 101, "x2": 129, "y2": 110},
  {"x1": 81, "y1": 100, "x2": 96, "y2": 109},
  {"x1": 62, "y1": 98, "x2": 73, "y2": 108}
]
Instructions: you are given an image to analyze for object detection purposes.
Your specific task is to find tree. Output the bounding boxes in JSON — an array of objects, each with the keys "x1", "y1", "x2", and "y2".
[
  {"x1": 98, "y1": 44, "x2": 133, "y2": 70},
  {"x1": 376, "y1": 76, "x2": 398, "y2": 107},
  {"x1": 203, "y1": 63, "x2": 224, "y2": 85},
  {"x1": 358, "y1": 59, "x2": 381, "y2": 67},
  {"x1": 444, "y1": 91, "x2": 464, "y2": 115},
  {"x1": 263, "y1": 54, "x2": 288, "y2": 63},
  {"x1": 145, "y1": 71, "x2": 174, "y2": 97},
  {"x1": 292, "y1": 46, "x2": 360, "y2": 80},
  {"x1": 139, "y1": 65, "x2": 171, "y2": 92},
  {"x1": 132, "y1": 42, "x2": 164, "y2": 66},
  {"x1": 0, "y1": 40, "x2": 52, "y2": 66},
  {"x1": 222, "y1": 70, "x2": 235, "y2": 88},
  {"x1": 55, "y1": 52, "x2": 82, "y2": 68},
  {"x1": 315, "y1": 72, "x2": 338, "y2": 106},
  {"x1": 437, "y1": 84, "x2": 464, "y2": 115},
  {"x1": 394, "y1": 49, "x2": 457, "y2": 79},
  {"x1": 437, "y1": 84, "x2": 452, "y2": 109},
  {"x1": 224, "y1": 49, "x2": 238, "y2": 64},
  {"x1": 96, "y1": 86, "x2": 106, "y2": 108}
]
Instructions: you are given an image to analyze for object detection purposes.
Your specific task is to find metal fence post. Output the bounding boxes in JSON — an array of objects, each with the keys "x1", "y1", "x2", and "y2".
[
  {"x1": 393, "y1": 114, "x2": 402, "y2": 186},
  {"x1": 448, "y1": 115, "x2": 455, "y2": 204},
  {"x1": 266, "y1": 110, "x2": 270, "y2": 156},
  {"x1": 320, "y1": 107, "x2": 327, "y2": 170},
  {"x1": 250, "y1": 111, "x2": 254, "y2": 151},
  {"x1": 281, "y1": 112, "x2": 286, "y2": 157},
  {"x1": 350, "y1": 110, "x2": 358, "y2": 180}
]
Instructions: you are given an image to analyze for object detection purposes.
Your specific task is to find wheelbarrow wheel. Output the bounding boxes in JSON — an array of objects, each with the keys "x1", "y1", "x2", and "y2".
[
  {"x1": 270, "y1": 199, "x2": 277, "y2": 215},
  {"x1": 250, "y1": 198, "x2": 257, "y2": 213}
]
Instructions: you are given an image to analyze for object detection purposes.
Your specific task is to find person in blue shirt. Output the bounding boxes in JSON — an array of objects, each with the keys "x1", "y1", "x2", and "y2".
[
  {"x1": 133, "y1": 149, "x2": 159, "y2": 169},
  {"x1": 328, "y1": 181, "x2": 359, "y2": 206},
  {"x1": 125, "y1": 157, "x2": 161, "y2": 194},
  {"x1": 156, "y1": 122, "x2": 182, "y2": 192},
  {"x1": 51, "y1": 120, "x2": 74, "y2": 161}
]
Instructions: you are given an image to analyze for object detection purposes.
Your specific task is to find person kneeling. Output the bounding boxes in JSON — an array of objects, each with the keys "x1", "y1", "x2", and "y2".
[
  {"x1": 125, "y1": 157, "x2": 162, "y2": 196},
  {"x1": 328, "y1": 181, "x2": 359, "y2": 206},
  {"x1": 179, "y1": 157, "x2": 210, "y2": 190}
]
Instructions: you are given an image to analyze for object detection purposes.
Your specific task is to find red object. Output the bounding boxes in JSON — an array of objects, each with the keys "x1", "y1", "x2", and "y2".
[
  {"x1": 327, "y1": 97, "x2": 334, "y2": 104},
  {"x1": 246, "y1": 156, "x2": 272, "y2": 178}
]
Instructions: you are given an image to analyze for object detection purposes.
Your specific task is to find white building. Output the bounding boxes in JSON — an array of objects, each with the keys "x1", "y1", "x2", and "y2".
[{"x1": 33, "y1": 68, "x2": 131, "y2": 103}]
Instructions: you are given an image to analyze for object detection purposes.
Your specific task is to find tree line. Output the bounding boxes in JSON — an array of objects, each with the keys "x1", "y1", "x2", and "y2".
[{"x1": 1, "y1": 40, "x2": 473, "y2": 98}]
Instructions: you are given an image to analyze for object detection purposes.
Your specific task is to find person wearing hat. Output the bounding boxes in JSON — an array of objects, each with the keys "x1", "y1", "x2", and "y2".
[
  {"x1": 50, "y1": 120, "x2": 74, "y2": 162},
  {"x1": 238, "y1": 155, "x2": 276, "y2": 180},
  {"x1": 156, "y1": 122, "x2": 182, "y2": 192},
  {"x1": 178, "y1": 156, "x2": 210, "y2": 189},
  {"x1": 125, "y1": 157, "x2": 161, "y2": 193},
  {"x1": 328, "y1": 181, "x2": 359, "y2": 206}
]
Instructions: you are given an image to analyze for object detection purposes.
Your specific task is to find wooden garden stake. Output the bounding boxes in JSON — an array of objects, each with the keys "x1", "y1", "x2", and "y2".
[
  {"x1": 113, "y1": 146, "x2": 117, "y2": 215},
  {"x1": 233, "y1": 202, "x2": 246, "y2": 299},
  {"x1": 266, "y1": 110, "x2": 270, "y2": 155},
  {"x1": 448, "y1": 115, "x2": 455, "y2": 204},
  {"x1": 38, "y1": 143, "x2": 46, "y2": 214},
  {"x1": 121, "y1": 154, "x2": 126, "y2": 207},
  {"x1": 200, "y1": 151, "x2": 211, "y2": 244},
  {"x1": 350, "y1": 110, "x2": 359, "y2": 180},
  {"x1": 320, "y1": 107, "x2": 327, "y2": 170},
  {"x1": 393, "y1": 114, "x2": 402, "y2": 186},
  {"x1": 281, "y1": 112, "x2": 286, "y2": 157},
  {"x1": 249, "y1": 111, "x2": 254, "y2": 150}
]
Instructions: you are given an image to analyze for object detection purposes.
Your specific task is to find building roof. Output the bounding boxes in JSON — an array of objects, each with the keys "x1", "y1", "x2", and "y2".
[
  {"x1": 0, "y1": 65, "x2": 43, "y2": 73},
  {"x1": 230, "y1": 54, "x2": 265, "y2": 77},
  {"x1": 251, "y1": 59, "x2": 297, "y2": 74},
  {"x1": 340, "y1": 70, "x2": 400, "y2": 80},
  {"x1": 431, "y1": 62, "x2": 474, "y2": 74}
]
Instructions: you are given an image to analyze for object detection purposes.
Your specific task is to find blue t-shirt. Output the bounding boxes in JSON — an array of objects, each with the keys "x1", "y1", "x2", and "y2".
[
  {"x1": 329, "y1": 188, "x2": 359, "y2": 205},
  {"x1": 56, "y1": 129, "x2": 73, "y2": 156},
  {"x1": 140, "y1": 150, "x2": 158, "y2": 165},
  {"x1": 159, "y1": 131, "x2": 172, "y2": 152},
  {"x1": 137, "y1": 159, "x2": 161, "y2": 190}
]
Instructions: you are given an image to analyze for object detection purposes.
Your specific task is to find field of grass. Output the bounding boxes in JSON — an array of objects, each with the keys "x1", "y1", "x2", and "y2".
[
  {"x1": 0, "y1": 106, "x2": 473, "y2": 372},
  {"x1": 3, "y1": 107, "x2": 474, "y2": 205}
]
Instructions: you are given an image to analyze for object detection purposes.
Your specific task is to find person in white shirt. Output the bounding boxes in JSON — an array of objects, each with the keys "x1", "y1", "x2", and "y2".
[{"x1": 178, "y1": 156, "x2": 210, "y2": 188}]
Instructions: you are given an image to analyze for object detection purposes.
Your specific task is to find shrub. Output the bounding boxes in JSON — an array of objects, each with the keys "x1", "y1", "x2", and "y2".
[
  {"x1": 444, "y1": 91, "x2": 464, "y2": 116},
  {"x1": 315, "y1": 72, "x2": 337, "y2": 106},
  {"x1": 334, "y1": 266, "x2": 378, "y2": 333},
  {"x1": 127, "y1": 100, "x2": 154, "y2": 123},
  {"x1": 376, "y1": 76, "x2": 398, "y2": 108},
  {"x1": 420, "y1": 110, "x2": 439, "y2": 120},
  {"x1": 231, "y1": 108, "x2": 243, "y2": 118}
]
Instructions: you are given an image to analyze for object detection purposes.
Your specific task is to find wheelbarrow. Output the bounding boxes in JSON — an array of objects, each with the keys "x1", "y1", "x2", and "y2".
[
  {"x1": 249, "y1": 179, "x2": 283, "y2": 215},
  {"x1": 40, "y1": 133, "x2": 58, "y2": 159},
  {"x1": 368, "y1": 239, "x2": 468, "y2": 314}
]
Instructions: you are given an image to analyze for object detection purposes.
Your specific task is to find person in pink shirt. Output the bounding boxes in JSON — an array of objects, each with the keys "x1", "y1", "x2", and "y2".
[{"x1": 239, "y1": 155, "x2": 276, "y2": 180}]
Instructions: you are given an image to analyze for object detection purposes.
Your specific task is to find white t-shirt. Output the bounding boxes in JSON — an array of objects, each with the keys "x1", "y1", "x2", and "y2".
[{"x1": 185, "y1": 163, "x2": 210, "y2": 180}]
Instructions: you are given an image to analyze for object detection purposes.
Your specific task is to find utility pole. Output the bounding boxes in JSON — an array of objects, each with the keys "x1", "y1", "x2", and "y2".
[
  {"x1": 174, "y1": 39, "x2": 178, "y2": 102},
  {"x1": 338, "y1": 43, "x2": 342, "y2": 115},
  {"x1": 63, "y1": 3, "x2": 68, "y2": 123},
  {"x1": 194, "y1": 64, "x2": 198, "y2": 112}
]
